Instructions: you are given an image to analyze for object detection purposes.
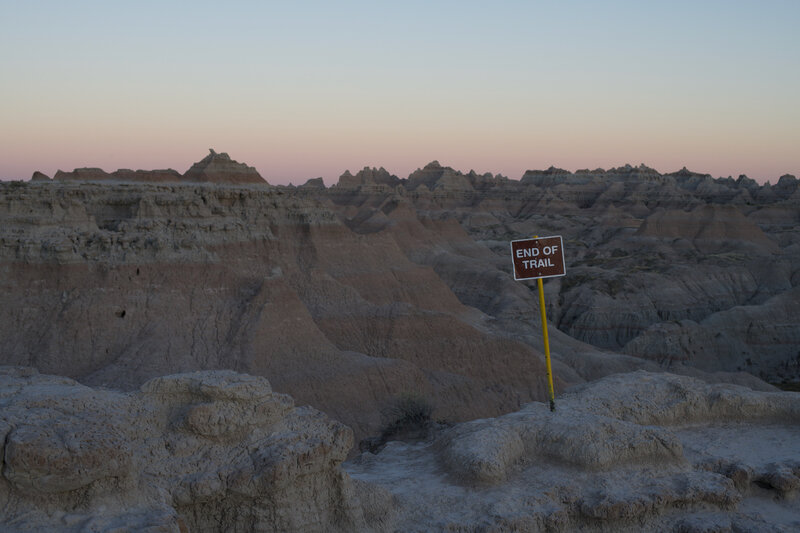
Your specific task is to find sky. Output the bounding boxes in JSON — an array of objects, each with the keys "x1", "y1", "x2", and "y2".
[{"x1": 1, "y1": 1, "x2": 798, "y2": 185}]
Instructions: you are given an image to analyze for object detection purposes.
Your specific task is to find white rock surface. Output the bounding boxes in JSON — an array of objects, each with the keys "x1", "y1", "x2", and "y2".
[
  {"x1": 0, "y1": 366, "x2": 390, "y2": 532},
  {"x1": 2, "y1": 369, "x2": 798, "y2": 532},
  {"x1": 346, "y1": 371, "x2": 800, "y2": 532}
]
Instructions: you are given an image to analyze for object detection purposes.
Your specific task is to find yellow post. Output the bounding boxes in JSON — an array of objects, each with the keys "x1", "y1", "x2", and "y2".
[{"x1": 535, "y1": 235, "x2": 556, "y2": 411}]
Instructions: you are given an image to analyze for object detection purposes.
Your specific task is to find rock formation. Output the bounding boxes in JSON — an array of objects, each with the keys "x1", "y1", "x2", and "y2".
[
  {"x1": 347, "y1": 371, "x2": 800, "y2": 531},
  {"x1": 112, "y1": 168, "x2": 185, "y2": 183},
  {"x1": 335, "y1": 167, "x2": 401, "y2": 190},
  {"x1": 3, "y1": 157, "x2": 799, "y2": 436},
  {"x1": 2, "y1": 157, "x2": 799, "y2": 530},
  {"x1": 330, "y1": 161, "x2": 796, "y2": 384},
  {"x1": 53, "y1": 167, "x2": 185, "y2": 183},
  {"x1": 30, "y1": 171, "x2": 50, "y2": 181},
  {"x1": 182, "y1": 149, "x2": 266, "y2": 184},
  {"x1": 54, "y1": 167, "x2": 115, "y2": 181},
  {"x1": 299, "y1": 177, "x2": 326, "y2": 190},
  {"x1": 53, "y1": 168, "x2": 184, "y2": 183},
  {"x1": 0, "y1": 179, "x2": 561, "y2": 442},
  {"x1": 49, "y1": 150, "x2": 266, "y2": 185},
  {"x1": 636, "y1": 204, "x2": 778, "y2": 252},
  {"x1": 0, "y1": 366, "x2": 388, "y2": 532},
  {"x1": 4, "y1": 368, "x2": 797, "y2": 532}
]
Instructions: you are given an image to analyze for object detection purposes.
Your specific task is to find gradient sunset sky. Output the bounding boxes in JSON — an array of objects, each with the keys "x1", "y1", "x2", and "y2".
[{"x1": 1, "y1": 1, "x2": 798, "y2": 185}]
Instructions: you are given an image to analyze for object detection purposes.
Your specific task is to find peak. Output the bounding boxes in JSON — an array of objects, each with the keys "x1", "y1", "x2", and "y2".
[
  {"x1": 523, "y1": 166, "x2": 570, "y2": 177},
  {"x1": 299, "y1": 177, "x2": 326, "y2": 189},
  {"x1": 545, "y1": 166, "x2": 570, "y2": 174},
  {"x1": 672, "y1": 167, "x2": 692, "y2": 176},
  {"x1": 335, "y1": 166, "x2": 401, "y2": 189},
  {"x1": 423, "y1": 161, "x2": 442, "y2": 169},
  {"x1": 204, "y1": 149, "x2": 231, "y2": 162},
  {"x1": 183, "y1": 150, "x2": 265, "y2": 184},
  {"x1": 30, "y1": 171, "x2": 51, "y2": 182},
  {"x1": 665, "y1": 167, "x2": 711, "y2": 180}
]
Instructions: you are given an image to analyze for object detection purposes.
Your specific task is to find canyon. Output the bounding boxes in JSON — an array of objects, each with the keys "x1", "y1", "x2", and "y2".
[{"x1": 1, "y1": 152, "x2": 798, "y2": 531}]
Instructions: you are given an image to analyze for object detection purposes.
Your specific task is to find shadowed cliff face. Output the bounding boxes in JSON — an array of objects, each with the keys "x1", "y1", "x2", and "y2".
[
  {"x1": 323, "y1": 163, "x2": 799, "y2": 385},
  {"x1": 1, "y1": 160, "x2": 798, "y2": 442},
  {"x1": 0, "y1": 180, "x2": 562, "y2": 442}
]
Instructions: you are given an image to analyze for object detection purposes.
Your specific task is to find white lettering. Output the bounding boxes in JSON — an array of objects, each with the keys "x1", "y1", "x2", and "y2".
[
  {"x1": 521, "y1": 258, "x2": 557, "y2": 269},
  {"x1": 518, "y1": 248, "x2": 540, "y2": 258}
]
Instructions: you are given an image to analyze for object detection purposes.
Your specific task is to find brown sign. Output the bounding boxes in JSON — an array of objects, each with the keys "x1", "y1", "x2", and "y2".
[{"x1": 510, "y1": 236, "x2": 566, "y2": 280}]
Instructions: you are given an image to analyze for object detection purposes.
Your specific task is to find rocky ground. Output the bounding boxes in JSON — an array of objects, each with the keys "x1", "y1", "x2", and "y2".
[
  {"x1": 2, "y1": 367, "x2": 797, "y2": 532},
  {"x1": 0, "y1": 366, "x2": 388, "y2": 532},
  {"x1": 346, "y1": 371, "x2": 800, "y2": 532}
]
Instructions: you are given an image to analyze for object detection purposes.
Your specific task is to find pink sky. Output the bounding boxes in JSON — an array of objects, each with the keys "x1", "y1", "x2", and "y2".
[{"x1": 2, "y1": 2, "x2": 798, "y2": 186}]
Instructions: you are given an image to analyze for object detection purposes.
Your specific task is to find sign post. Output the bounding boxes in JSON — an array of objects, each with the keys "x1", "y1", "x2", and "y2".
[{"x1": 510, "y1": 235, "x2": 565, "y2": 411}]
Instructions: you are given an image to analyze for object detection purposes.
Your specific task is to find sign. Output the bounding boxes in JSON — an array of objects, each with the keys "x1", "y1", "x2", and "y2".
[
  {"x1": 510, "y1": 236, "x2": 566, "y2": 281},
  {"x1": 509, "y1": 234, "x2": 566, "y2": 411}
]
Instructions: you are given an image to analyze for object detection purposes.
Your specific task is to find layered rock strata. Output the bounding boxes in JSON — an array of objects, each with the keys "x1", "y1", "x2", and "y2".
[
  {"x1": 3, "y1": 158, "x2": 799, "y2": 446},
  {"x1": 0, "y1": 179, "x2": 560, "y2": 441},
  {"x1": 328, "y1": 162, "x2": 799, "y2": 384},
  {"x1": 182, "y1": 149, "x2": 265, "y2": 184}
]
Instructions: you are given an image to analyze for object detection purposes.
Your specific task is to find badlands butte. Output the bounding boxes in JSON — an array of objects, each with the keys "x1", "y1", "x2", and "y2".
[{"x1": 1, "y1": 150, "x2": 799, "y2": 531}]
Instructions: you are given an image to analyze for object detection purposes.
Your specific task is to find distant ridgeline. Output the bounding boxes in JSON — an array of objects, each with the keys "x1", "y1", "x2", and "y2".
[
  {"x1": 33, "y1": 149, "x2": 266, "y2": 185},
  {"x1": 325, "y1": 161, "x2": 798, "y2": 206},
  {"x1": 28, "y1": 155, "x2": 798, "y2": 204}
]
